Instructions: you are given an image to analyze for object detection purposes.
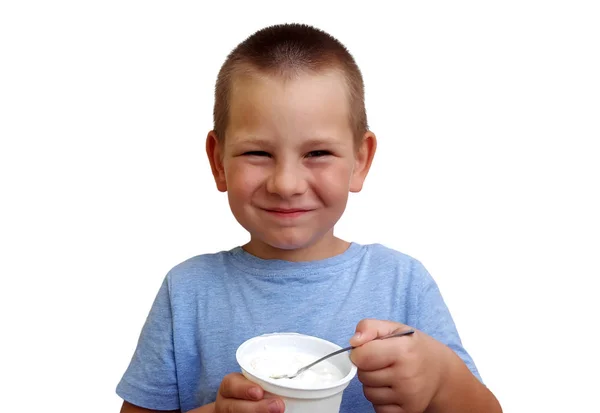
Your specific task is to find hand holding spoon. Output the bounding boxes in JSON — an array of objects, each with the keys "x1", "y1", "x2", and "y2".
[{"x1": 270, "y1": 328, "x2": 415, "y2": 380}]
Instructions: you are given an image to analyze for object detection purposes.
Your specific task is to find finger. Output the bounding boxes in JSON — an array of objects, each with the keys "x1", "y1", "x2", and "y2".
[
  {"x1": 350, "y1": 319, "x2": 411, "y2": 347},
  {"x1": 217, "y1": 397, "x2": 285, "y2": 413},
  {"x1": 218, "y1": 373, "x2": 264, "y2": 400},
  {"x1": 351, "y1": 337, "x2": 411, "y2": 371},
  {"x1": 357, "y1": 366, "x2": 396, "y2": 387},
  {"x1": 363, "y1": 385, "x2": 396, "y2": 405},
  {"x1": 373, "y1": 405, "x2": 405, "y2": 413}
]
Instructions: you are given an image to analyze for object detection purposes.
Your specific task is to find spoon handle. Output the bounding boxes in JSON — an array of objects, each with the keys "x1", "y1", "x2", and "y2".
[
  {"x1": 377, "y1": 328, "x2": 416, "y2": 342},
  {"x1": 297, "y1": 328, "x2": 415, "y2": 375}
]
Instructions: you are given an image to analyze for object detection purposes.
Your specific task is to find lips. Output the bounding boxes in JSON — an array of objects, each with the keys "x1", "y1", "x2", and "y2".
[
  {"x1": 267, "y1": 208, "x2": 310, "y2": 213},
  {"x1": 260, "y1": 207, "x2": 314, "y2": 218}
]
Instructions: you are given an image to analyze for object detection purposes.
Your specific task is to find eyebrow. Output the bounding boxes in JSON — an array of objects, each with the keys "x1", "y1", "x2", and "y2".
[
  {"x1": 301, "y1": 137, "x2": 343, "y2": 147},
  {"x1": 226, "y1": 137, "x2": 274, "y2": 151},
  {"x1": 226, "y1": 136, "x2": 343, "y2": 149},
  {"x1": 229, "y1": 137, "x2": 270, "y2": 145}
]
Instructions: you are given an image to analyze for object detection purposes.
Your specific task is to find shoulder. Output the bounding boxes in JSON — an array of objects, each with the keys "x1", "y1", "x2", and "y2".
[
  {"x1": 151, "y1": 248, "x2": 241, "y2": 309},
  {"x1": 357, "y1": 243, "x2": 437, "y2": 291},
  {"x1": 361, "y1": 243, "x2": 429, "y2": 275},
  {"x1": 163, "y1": 248, "x2": 236, "y2": 287},
  {"x1": 361, "y1": 242, "x2": 415, "y2": 264}
]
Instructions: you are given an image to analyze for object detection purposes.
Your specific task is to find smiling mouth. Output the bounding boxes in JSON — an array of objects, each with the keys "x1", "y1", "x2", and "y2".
[
  {"x1": 261, "y1": 208, "x2": 313, "y2": 217},
  {"x1": 268, "y1": 208, "x2": 310, "y2": 213}
]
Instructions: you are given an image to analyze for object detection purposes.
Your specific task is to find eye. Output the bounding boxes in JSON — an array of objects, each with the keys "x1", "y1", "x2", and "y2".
[
  {"x1": 306, "y1": 150, "x2": 332, "y2": 158},
  {"x1": 243, "y1": 151, "x2": 271, "y2": 157}
]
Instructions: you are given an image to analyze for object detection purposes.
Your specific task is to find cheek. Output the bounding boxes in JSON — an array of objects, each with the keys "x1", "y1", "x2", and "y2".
[
  {"x1": 312, "y1": 163, "x2": 353, "y2": 198},
  {"x1": 225, "y1": 163, "x2": 266, "y2": 196}
]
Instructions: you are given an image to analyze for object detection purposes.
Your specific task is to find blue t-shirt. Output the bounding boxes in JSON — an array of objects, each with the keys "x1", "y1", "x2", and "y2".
[{"x1": 116, "y1": 243, "x2": 480, "y2": 412}]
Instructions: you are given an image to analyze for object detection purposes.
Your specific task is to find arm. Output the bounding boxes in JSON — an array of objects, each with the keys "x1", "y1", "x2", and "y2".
[
  {"x1": 120, "y1": 401, "x2": 181, "y2": 413},
  {"x1": 350, "y1": 319, "x2": 502, "y2": 413},
  {"x1": 116, "y1": 277, "x2": 180, "y2": 411},
  {"x1": 426, "y1": 351, "x2": 501, "y2": 413},
  {"x1": 120, "y1": 373, "x2": 283, "y2": 413},
  {"x1": 120, "y1": 400, "x2": 215, "y2": 413},
  {"x1": 410, "y1": 261, "x2": 501, "y2": 411}
]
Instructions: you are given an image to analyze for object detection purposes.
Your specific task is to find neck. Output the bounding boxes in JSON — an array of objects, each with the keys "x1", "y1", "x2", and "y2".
[{"x1": 242, "y1": 233, "x2": 350, "y2": 262}]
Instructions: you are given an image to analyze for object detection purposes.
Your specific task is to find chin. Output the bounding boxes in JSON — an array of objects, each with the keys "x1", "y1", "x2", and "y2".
[
  {"x1": 264, "y1": 238, "x2": 311, "y2": 251},
  {"x1": 259, "y1": 231, "x2": 319, "y2": 251}
]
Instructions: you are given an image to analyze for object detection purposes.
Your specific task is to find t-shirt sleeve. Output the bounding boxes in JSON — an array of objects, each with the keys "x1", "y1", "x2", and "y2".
[
  {"x1": 116, "y1": 275, "x2": 180, "y2": 410},
  {"x1": 409, "y1": 260, "x2": 483, "y2": 383}
]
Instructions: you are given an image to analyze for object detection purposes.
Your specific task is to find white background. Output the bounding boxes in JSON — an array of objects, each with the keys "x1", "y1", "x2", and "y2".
[{"x1": 1, "y1": 1, "x2": 598, "y2": 412}]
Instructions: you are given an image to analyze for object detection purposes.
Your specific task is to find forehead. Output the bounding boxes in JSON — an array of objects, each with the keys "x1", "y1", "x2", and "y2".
[{"x1": 226, "y1": 70, "x2": 352, "y2": 143}]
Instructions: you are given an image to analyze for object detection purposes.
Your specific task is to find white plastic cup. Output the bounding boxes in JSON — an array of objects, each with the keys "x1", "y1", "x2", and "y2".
[{"x1": 236, "y1": 332, "x2": 357, "y2": 413}]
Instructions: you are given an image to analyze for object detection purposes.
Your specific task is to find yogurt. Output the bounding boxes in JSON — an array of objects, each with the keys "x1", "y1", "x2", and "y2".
[
  {"x1": 245, "y1": 345, "x2": 345, "y2": 386},
  {"x1": 236, "y1": 333, "x2": 357, "y2": 413}
]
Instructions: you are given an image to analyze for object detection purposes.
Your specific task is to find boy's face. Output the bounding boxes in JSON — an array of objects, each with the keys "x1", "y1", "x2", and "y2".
[{"x1": 207, "y1": 70, "x2": 375, "y2": 257}]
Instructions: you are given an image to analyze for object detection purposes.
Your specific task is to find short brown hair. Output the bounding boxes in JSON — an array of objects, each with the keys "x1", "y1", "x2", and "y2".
[{"x1": 213, "y1": 23, "x2": 368, "y2": 142}]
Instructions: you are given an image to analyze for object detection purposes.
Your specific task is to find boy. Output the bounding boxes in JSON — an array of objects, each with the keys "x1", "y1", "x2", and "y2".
[{"x1": 117, "y1": 23, "x2": 501, "y2": 413}]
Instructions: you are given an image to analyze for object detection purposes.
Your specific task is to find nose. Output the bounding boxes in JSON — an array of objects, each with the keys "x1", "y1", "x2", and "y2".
[{"x1": 266, "y1": 161, "x2": 308, "y2": 197}]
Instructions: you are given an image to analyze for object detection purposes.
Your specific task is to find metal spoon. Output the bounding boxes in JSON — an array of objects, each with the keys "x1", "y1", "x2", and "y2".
[{"x1": 270, "y1": 328, "x2": 415, "y2": 380}]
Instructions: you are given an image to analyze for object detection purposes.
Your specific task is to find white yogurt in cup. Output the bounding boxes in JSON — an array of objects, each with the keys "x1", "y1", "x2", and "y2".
[{"x1": 236, "y1": 333, "x2": 357, "y2": 413}]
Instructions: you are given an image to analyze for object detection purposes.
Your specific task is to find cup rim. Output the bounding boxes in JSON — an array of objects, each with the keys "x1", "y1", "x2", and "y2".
[{"x1": 236, "y1": 332, "x2": 358, "y2": 392}]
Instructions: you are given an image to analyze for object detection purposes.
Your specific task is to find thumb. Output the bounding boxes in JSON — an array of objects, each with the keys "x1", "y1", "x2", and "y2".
[{"x1": 349, "y1": 319, "x2": 410, "y2": 347}]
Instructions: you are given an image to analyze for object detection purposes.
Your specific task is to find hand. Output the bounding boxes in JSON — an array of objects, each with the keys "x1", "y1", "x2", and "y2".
[
  {"x1": 349, "y1": 319, "x2": 454, "y2": 413},
  {"x1": 215, "y1": 373, "x2": 285, "y2": 413}
]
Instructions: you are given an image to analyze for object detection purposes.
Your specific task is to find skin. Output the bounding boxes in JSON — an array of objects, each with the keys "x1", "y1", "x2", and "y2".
[
  {"x1": 349, "y1": 320, "x2": 502, "y2": 413},
  {"x1": 207, "y1": 69, "x2": 376, "y2": 262},
  {"x1": 120, "y1": 70, "x2": 501, "y2": 413}
]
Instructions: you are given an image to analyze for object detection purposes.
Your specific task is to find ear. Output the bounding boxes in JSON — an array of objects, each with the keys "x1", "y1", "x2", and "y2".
[
  {"x1": 350, "y1": 131, "x2": 377, "y2": 193},
  {"x1": 206, "y1": 131, "x2": 228, "y2": 192}
]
